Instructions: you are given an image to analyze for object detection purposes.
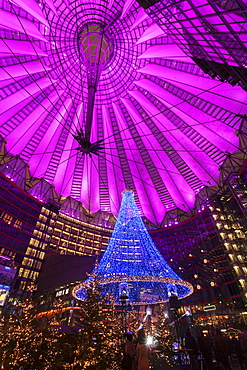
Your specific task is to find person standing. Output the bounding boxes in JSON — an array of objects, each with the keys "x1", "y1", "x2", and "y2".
[
  {"x1": 184, "y1": 329, "x2": 199, "y2": 370},
  {"x1": 232, "y1": 336, "x2": 246, "y2": 370},
  {"x1": 198, "y1": 331, "x2": 213, "y2": 370},
  {"x1": 214, "y1": 328, "x2": 232, "y2": 370},
  {"x1": 136, "y1": 333, "x2": 150, "y2": 370},
  {"x1": 240, "y1": 333, "x2": 247, "y2": 361},
  {"x1": 122, "y1": 333, "x2": 136, "y2": 370}
]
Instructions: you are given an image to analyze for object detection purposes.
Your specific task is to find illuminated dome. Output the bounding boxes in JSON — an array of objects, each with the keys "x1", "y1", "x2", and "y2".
[{"x1": 0, "y1": 0, "x2": 246, "y2": 227}]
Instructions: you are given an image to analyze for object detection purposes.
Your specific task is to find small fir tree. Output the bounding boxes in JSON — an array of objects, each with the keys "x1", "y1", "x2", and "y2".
[
  {"x1": 0, "y1": 283, "x2": 43, "y2": 369},
  {"x1": 73, "y1": 276, "x2": 123, "y2": 370},
  {"x1": 41, "y1": 299, "x2": 71, "y2": 370}
]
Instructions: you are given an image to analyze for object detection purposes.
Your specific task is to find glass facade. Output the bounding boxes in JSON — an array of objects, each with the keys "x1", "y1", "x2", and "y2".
[
  {"x1": 0, "y1": 174, "x2": 42, "y2": 293},
  {"x1": 49, "y1": 213, "x2": 111, "y2": 256}
]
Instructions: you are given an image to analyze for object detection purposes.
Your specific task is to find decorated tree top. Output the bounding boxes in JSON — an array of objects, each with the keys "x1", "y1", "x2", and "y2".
[{"x1": 74, "y1": 191, "x2": 193, "y2": 304}]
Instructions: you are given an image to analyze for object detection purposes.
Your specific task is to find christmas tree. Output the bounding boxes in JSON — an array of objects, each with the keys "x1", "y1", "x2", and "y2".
[
  {"x1": 126, "y1": 310, "x2": 140, "y2": 335},
  {"x1": 41, "y1": 299, "x2": 71, "y2": 370},
  {"x1": 0, "y1": 284, "x2": 72, "y2": 370},
  {"x1": 74, "y1": 190, "x2": 193, "y2": 305},
  {"x1": 153, "y1": 305, "x2": 175, "y2": 368},
  {"x1": 0, "y1": 283, "x2": 43, "y2": 369},
  {"x1": 72, "y1": 276, "x2": 123, "y2": 370}
]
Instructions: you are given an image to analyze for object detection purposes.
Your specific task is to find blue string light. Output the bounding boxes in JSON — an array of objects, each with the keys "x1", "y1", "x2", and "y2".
[{"x1": 73, "y1": 190, "x2": 193, "y2": 304}]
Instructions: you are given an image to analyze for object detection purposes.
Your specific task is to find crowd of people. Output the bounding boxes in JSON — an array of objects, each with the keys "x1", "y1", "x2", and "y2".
[
  {"x1": 184, "y1": 328, "x2": 247, "y2": 370},
  {"x1": 122, "y1": 327, "x2": 247, "y2": 370},
  {"x1": 122, "y1": 329, "x2": 150, "y2": 370}
]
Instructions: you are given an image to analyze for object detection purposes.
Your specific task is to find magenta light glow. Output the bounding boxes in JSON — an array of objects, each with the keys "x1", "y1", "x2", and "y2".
[{"x1": 0, "y1": 0, "x2": 246, "y2": 226}]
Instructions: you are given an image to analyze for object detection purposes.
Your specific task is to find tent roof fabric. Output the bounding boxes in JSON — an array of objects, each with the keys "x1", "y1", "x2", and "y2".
[{"x1": 0, "y1": 0, "x2": 246, "y2": 227}]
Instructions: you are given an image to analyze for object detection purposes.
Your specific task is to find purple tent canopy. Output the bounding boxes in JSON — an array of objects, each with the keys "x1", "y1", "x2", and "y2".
[{"x1": 0, "y1": 0, "x2": 246, "y2": 227}]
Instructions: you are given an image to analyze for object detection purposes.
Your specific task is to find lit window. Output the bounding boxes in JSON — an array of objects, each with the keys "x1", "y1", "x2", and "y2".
[
  {"x1": 234, "y1": 265, "x2": 240, "y2": 275},
  {"x1": 2, "y1": 213, "x2": 13, "y2": 224},
  {"x1": 32, "y1": 272, "x2": 39, "y2": 280},
  {"x1": 239, "y1": 279, "x2": 245, "y2": 288},
  {"x1": 235, "y1": 230, "x2": 245, "y2": 238},
  {"x1": 22, "y1": 258, "x2": 33, "y2": 267},
  {"x1": 14, "y1": 219, "x2": 22, "y2": 229},
  {"x1": 19, "y1": 281, "x2": 27, "y2": 290},
  {"x1": 238, "y1": 255, "x2": 243, "y2": 262}
]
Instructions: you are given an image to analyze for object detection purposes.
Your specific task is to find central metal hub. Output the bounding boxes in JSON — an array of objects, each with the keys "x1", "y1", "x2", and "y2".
[
  {"x1": 73, "y1": 130, "x2": 104, "y2": 158},
  {"x1": 79, "y1": 24, "x2": 113, "y2": 67}
]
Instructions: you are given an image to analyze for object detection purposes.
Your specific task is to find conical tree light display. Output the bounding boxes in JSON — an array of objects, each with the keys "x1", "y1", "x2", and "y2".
[{"x1": 73, "y1": 191, "x2": 193, "y2": 305}]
